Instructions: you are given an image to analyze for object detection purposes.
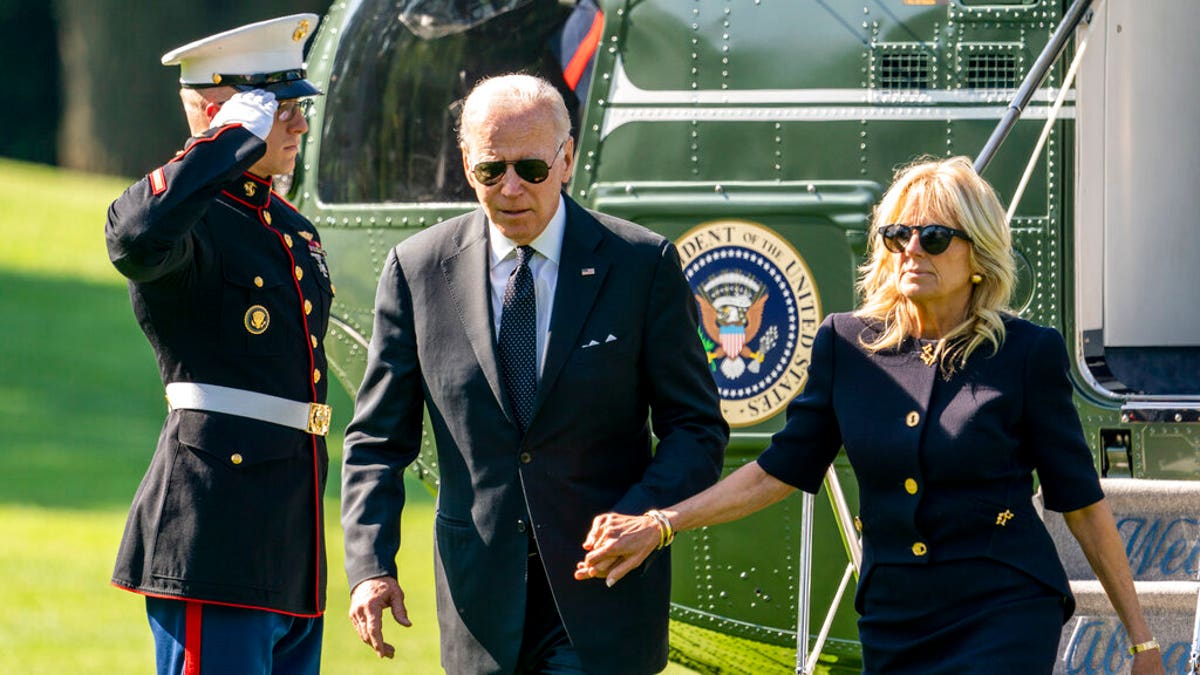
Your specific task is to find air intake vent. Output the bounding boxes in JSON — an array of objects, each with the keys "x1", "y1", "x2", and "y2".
[
  {"x1": 965, "y1": 52, "x2": 1019, "y2": 89},
  {"x1": 877, "y1": 52, "x2": 931, "y2": 90}
]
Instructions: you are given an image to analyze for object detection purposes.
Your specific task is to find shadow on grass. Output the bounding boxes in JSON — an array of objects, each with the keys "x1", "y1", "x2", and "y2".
[{"x1": 0, "y1": 268, "x2": 411, "y2": 510}]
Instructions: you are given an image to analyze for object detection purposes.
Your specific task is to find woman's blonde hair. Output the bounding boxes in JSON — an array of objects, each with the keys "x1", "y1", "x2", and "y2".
[{"x1": 855, "y1": 156, "x2": 1016, "y2": 374}]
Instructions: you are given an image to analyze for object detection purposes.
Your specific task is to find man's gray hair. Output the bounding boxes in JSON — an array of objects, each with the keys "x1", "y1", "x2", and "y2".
[{"x1": 458, "y1": 74, "x2": 571, "y2": 150}]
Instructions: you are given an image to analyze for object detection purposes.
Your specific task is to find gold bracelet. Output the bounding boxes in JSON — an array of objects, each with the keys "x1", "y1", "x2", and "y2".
[
  {"x1": 645, "y1": 510, "x2": 666, "y2": 549},
  {"x1": 657, "y1": 510, "x2": 675, "y2": 547},
  {"x1": 645, "y1": 510, "x2": 675, "y2": 550},
  {"x1": 1128, "y1": 638, "x2": 1159, "y2": 655}
]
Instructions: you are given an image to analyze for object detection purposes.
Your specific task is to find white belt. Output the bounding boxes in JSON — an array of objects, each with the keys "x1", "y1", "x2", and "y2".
[{"x1": 165, "y1": 382, "x2": 331, "y2": 436}]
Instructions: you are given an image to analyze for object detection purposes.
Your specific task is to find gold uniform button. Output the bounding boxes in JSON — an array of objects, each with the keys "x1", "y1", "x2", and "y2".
[
  {"x1": 263, "y1": 212, "x2": 272, "y2": 225},
  {"x1": 304, "y1": 299, "x2": 313, "y2": 315},
  {"x1": 313, "y1": 369, "x2": 321, "y2": 384},
  {"x1": 295, "y1": 266, "x2": 303, "y2": 281},
  {"x1": 904, "y1": 478, "x2": 918, "y2": 495},
  {"x1": 905, "y1": 411, "x2": 920, "y2": 427},
  {"x1": 284, "y1": 234, "x2": 293, "y2": 247},
  {"x1": 230, "y1": 453, "x2": 243, "y2": 465},
  {"x1": 854, "y1": 516, "x2": 863, "y2": 532},
  {"x1": 310, "y1": 334, "x2": 318, "y2": 349},
  {"x1": 331, "y1": 284, "x2": 337, "y2": 296},
  {"x1": 253, "y1": 276, "x2": 264, "y2": 288},
  {"x1": 912, "y1": 542, "x2": 927, "y2": 556}
]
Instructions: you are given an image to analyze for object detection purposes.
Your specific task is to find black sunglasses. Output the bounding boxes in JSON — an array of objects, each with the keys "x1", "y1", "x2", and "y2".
[
  {"x1": 471, "y1": 140, "x2": 565, "y2": 186},
  {"x1": 880, "y1": 224, "x2": 973, "y2": 255}
]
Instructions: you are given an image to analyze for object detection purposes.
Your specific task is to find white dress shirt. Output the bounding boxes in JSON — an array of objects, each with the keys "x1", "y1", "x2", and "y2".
[{"x1": 488, "y1": 195, "x2": 565, "y2": 378}]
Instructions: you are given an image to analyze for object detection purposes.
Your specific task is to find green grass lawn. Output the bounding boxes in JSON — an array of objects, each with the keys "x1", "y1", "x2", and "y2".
[{"x1": 0, "y1": 158, "x2": 695, "y2": 674}]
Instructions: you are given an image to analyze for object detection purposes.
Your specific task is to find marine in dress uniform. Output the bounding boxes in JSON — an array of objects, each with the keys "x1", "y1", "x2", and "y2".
[{"x1": 105, "y1": 14, "x2": 332, "y2": 675}]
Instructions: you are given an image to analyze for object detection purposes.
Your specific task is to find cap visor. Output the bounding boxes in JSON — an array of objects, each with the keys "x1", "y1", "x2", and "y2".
[{"x1": 263, "y1": 80, "x2": 323, "y2": 98}]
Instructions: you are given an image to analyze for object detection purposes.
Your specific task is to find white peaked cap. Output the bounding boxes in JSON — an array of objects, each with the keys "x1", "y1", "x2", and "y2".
[{"x1": 160, "y1": 13, "x2": 321, "y2": 98}]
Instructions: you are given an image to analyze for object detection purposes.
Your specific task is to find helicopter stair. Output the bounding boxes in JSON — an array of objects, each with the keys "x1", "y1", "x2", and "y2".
[{"x1": 1040, "y1": 478, "x2": 1200, "y2": 674}]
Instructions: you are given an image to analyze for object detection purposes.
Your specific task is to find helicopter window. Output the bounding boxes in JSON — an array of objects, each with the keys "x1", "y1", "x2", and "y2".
[{"x1": 317, "y1": 0, "x2": 588, "y2": 204}]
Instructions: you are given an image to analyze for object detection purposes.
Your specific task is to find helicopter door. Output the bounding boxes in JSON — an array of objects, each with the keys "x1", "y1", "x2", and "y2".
[{"x1": 1075, "y1": 0, "x2": 1200, "y2": 397}]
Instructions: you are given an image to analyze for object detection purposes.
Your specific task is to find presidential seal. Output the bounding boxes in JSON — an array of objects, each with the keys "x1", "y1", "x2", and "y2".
[{"x1": 677, "y1": 220, "x2": 821, "y2": 427}]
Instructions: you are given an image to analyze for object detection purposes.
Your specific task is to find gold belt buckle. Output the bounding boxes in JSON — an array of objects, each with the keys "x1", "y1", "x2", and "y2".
[{"x1": 306, "y1": 402, "x2": 332, "y2": 436}]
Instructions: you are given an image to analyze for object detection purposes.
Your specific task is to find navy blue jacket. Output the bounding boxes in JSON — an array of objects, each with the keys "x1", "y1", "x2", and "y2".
[
  {"x1": 758, "y1": 312, "x2": 1103, "y2": 616},
  {"x1": 106, "y1": 124, "x2": 332, "y2": 616}
]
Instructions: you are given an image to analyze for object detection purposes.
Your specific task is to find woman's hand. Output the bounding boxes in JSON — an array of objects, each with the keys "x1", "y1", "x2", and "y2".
[
  {"x1": 1130, "y1": 649, "x2": 1165, "y2": 675},
  {"x1": 574, "y1": 512, "x2": 665, "y2": 587}
]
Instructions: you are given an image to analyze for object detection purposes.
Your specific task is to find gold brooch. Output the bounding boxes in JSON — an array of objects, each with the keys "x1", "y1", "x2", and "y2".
[
  {"x1": 919, "y1": 342, "x2": 937, "y2": 366},
  {"x1": 996, "y1": 509, "x2": 1014, "y2": 526}
]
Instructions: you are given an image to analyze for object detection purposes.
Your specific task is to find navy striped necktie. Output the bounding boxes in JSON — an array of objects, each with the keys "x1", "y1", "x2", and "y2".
[{"x1": 498, "y1": 245, "x2": 537, "y2": 432}]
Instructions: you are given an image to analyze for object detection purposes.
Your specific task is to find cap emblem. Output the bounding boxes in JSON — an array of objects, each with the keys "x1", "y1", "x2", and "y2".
[
  {"x1": 245, "y1": 305, "x2": 271, "y2": 335},
  {"x1": 293, "y1": 19, "x2": 310, "y2": 42}
]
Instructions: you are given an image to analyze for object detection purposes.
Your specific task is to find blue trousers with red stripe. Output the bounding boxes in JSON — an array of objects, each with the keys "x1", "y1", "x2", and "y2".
[{"x1": 146, "y1": 597, "x2": 323, "y2": 675}]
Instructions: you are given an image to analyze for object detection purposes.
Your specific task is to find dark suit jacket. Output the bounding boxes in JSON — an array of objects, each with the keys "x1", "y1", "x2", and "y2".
[
  {"x1": 341, "y1": 197, "x2": 728, "y2": 674},
  {"x1": 758, "y1": 312, "x2": 1104, "y2": 617},
  {"x1": 106, "y1": 125, "x2": 332, "y2": 616}
]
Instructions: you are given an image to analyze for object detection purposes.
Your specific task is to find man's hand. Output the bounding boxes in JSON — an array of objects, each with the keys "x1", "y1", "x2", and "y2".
[
  {"x1": 348, "y1": 576, "x2": 412, "y2": 658},
  {"x1": 210, "y1": 89, "x2": 277, "y2": 142},
  {"x1": 574, "y1": 512, "x2": 662, "y2": 587}
]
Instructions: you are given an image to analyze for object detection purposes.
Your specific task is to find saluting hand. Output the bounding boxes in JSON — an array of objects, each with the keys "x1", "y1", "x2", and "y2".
[
  {"x1": 210, "y1": 89, "x2": 278, "y2": 142},
  {"x1": 574, "y1": 512, "x2": 663, "y2": 587},
  {"x1": 348, "y1": 576, "x2": 412, "y2": 659}
]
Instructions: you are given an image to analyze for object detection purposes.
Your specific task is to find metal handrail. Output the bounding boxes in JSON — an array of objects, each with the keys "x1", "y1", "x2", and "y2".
[
  {"x1": 795, "y1": 465, "x2": 862, "y2": 674},
  {"x1": 974, "y1": 0, "x2": 1094, "y2": 174}
]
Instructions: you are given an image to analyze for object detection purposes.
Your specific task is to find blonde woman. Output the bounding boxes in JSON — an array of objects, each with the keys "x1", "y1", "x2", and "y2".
[{"x1": 575, "y1": 157, "x2": 1163, "y2": 674}]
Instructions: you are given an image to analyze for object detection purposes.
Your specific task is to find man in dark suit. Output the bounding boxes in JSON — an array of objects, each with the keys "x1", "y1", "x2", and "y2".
[
  {"x1": 341, "y1": 73, "x2": 728, "y2": 674},
  {"x1": 106, "y1": 14, "x2": 331, "y2": 675}
]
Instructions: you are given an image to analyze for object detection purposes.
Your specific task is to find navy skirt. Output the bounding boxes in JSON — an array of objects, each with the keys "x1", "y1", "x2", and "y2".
[{"x1": 858, "y1": 558, "x2": 1066, "y2": 674}]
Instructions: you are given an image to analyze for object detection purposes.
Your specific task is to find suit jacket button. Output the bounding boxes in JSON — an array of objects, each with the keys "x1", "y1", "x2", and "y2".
[
  {"x1": 904, "y1": 478, "x2": 918, "y2": 494},
  {"x1": 230, "y1": 453, "x2": 243, "y2": 465},
  {"x1": 516, "y1": 520, "x2": 527, "y2": 533},
  {"x1": 519, "y1": 452, "x2": 532, "y2": 464},
  {"x1": 911, "y1": 541, "x2": 927, "y2": 556},
  {"x1": 905, "y1": 411, "x2": 920, "y2": 427}
]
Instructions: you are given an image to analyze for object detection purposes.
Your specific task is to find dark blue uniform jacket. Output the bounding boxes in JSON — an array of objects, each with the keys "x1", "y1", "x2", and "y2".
[
  {"x1": 105, "y1": 124, "x2": 332, "y2": 616},
  {"x1": 757, "y1": 312, "x2": 1103, "y2": 618}
]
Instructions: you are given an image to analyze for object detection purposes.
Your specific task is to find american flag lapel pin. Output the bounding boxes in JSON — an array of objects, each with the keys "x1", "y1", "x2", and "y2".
[{"x1": 581, "y1": 267, "x2": 595, "y2": 276}]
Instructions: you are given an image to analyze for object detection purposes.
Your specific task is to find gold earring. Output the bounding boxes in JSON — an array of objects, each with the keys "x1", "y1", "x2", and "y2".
[{"x1": 970, "y1": 273, "x2": 983, "y2": 284}]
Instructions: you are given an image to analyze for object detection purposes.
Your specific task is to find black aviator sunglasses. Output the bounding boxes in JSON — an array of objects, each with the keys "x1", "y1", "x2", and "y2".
[
  {"x1": 471, "y1": 140, "x2": 566, "y2": 186},
  {"x1": 880, "y1": 224, "x2": 973, "y2": 255}
]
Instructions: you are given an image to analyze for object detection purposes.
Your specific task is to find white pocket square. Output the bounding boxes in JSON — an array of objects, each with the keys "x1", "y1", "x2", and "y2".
[
  {"x1": 605, "y1": 334, "x2": 618, "y2": 343},
  {"x1": 581, "y1": 339, "x2": 600, "y2": 349}
]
